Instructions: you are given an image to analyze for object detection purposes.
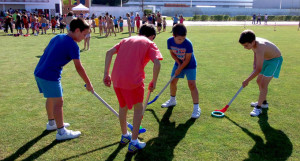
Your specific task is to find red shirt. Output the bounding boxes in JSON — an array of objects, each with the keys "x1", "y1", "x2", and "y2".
[
  {"x1": 51, "y1": 19, "x2": 57, "y2": 26},
  {"x1": 111, "y1": 36, "x2": 163, "y2": 89}
]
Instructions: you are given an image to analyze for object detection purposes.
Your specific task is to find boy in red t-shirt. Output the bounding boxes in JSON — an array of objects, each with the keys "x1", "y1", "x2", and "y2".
[
  {"x1": 103, "y1": 24, "x2": 162, "y2": 152},
  {"x1": 51, "y1": 16, "x2": 57, "y2": 33},
  {"x1": 23, "y1": 13, "x2": 29, "y2": 35}
]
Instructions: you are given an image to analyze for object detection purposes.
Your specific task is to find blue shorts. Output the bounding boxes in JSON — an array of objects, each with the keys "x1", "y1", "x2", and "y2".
[
  {"x1": 31, "y1": 22, "x2": 35, "y2": 28},
  {"x1": 66, "y1": 24, "x2": 70, "y2": 31},
  {"x1": 171, "y1": 66, "x2": 197, "y2": 80},
  {"x1": 35, "y1": 76, "x2": 63, "y2": 98},
  {"x1": 42, "y1": 23, "x2": 46, "y2": 28},
  {"x1": 260, "y1": 56, "x2": 283, "y2": 78}
]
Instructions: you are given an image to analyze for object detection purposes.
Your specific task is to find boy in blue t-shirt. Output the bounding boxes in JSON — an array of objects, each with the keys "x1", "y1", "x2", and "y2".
[
  {"x1": 172, "y1": 14, "x2": 178, "y2": 26},
  {"x1": 34, "y1": 18, "x2": 94, "y2": 141},
  {"x1": 161, "y1": 24, "x2": 201, "y2": 118}
]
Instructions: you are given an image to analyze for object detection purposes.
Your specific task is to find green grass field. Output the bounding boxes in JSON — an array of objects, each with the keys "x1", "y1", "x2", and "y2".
[{"x1": 0, "y1": 25, "x2": 299, "y2": 161}]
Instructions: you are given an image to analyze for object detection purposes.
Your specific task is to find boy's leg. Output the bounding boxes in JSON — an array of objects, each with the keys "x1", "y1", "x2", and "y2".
[
  {"x1": 119, "y1": 106, "x2": 128, "y2": 135},
  {"x1": 46, "y1": 98, "x2": 55, "y2": 120},
  {"x1": 47, "y1": 97, "x2": 64, "y2": 128},
  {"x1": 161, "y1": 78, "x2": 179, "y2": 108},
  {"x1": 187, "y1": 80, "x2": 199, "y2": 104},
  {"x1": 188, "y1": 80, "x2": 201, "y2": 118},
  {"x1": 83, "y1": 38, "x2": 87, "y2": 49},
  {"x1": 87, "y1": 38, "x2": 90, "y2": 49},
  {"x1": 132, "y1": 103, "x2": 143, "y2": 140},
  {"x1": 250, "y1": 74, "x2": 269, "y2": 107},
  {"x1": 250, "y1": 75, "x2": 272, "y2": 117},
  {"x1": 257, "y1": 76, "x2": 272, "y2": 106},
  {"x1": 128, "y1": 102, "x2": 146, "y2": 152},
  {"x1": 170, "y1": 78, "x2": 179, "y2": 96}
]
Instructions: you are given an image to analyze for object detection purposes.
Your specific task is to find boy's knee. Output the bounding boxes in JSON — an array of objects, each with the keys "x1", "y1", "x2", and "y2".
[
  {"x1": 52, "y1": 98, "x2": 63, "y2": 107},
  {"x1": 188, "y1": 82, "x2": 197, "y2": 90},
  {"x1": 170, "y1": 80, "x2": 177, "y2": 86}
]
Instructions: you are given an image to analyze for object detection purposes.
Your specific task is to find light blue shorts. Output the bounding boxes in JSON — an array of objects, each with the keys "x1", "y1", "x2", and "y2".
[
  {"x1": 171, "y1": 66, "x2": 197, "y2": 80},
  {"x1": 35, "y1": 76, "x2": 63, "y2": 98},
  {"x1": 260, "y1": 56, "x2": 283, "y2": 78}
]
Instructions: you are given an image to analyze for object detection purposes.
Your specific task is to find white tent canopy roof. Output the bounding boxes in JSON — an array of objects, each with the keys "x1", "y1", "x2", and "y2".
[{"x1": 72, "y1": 3, "x2": 89, "y2": 11}]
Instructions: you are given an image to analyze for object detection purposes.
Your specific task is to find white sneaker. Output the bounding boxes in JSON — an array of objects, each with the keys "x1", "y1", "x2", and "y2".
[
  {"x1": 46, "y1": 122, "x2": 70, "y2": 131},
  {"x1": 161, "y1": 99, "x2": 176, "y2": 108},
  {"x1": 250, "y1": 102, "x2": 268, "y2": 108},
  {"x1": 250, "y1": 107, "x2": 262, "y2": 117},
  {"x1": 191, "y1": 107, "x2": 201, "y2": 118},
  {"x1": 56, "y1": 129, "x2": 81, "y2": 140}
]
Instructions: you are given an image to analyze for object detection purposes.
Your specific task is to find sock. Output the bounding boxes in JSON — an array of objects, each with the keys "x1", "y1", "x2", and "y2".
[
  {"x1": 263, "y1": 100, "x2": 268, "y2": 104},
  {"x1": 57, "y1": 126, "x2": 66, "y2": 135},
  {"x1": 170, "y1": 96, "x2": 176, "y2": 102},
  {"x1": 48, "y1": 119, "x2": 55, "y2": 126},
  {"x1": 131, "y1": 139, "x2": 138, "y2": 145},
  {"x1": 256, "y1": 105, "x2": 262, "y2": 109},
  {"x1": 122, "y1": 131, "x2": 129, "y2": 137}
]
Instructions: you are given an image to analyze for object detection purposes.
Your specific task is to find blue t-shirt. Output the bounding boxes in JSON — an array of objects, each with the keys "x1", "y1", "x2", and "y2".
[
  {"x1": 34, "y1": 34, "x2": 80, "y2": 81},
  {"x1": 173, "y1": 16, "x2": 178, "y2": 23},
  {"x1": 113, "y1": 19, "x2": 118, "y2": 25},
  {"x1": 167, "y1": 37, "x2": 197, "y2": 69}
]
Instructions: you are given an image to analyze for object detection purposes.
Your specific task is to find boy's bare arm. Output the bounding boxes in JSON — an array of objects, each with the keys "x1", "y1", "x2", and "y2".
[
  {"x1": 169, "y1": 50, "x2": 181, "y2": 65},
  {"x1": 253, "y1": 53, "x2": 256, "y2": 69},
  {"x1": 103, "y1": 47, "x2": 117, "y2": 87},
  {"x1": 73, "y1": 59, "x2": 93, "y2": 92},
  {"x1": 149, "y1": 59, "x2": 161, "y2": 92},
  {"x1": 243, "y1": 48, "x2": 264, "y2": 87}
]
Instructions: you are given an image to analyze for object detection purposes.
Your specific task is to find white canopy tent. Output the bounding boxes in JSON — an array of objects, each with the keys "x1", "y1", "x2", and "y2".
[{"x1": 72, "y1": 3, "x2": 89, "y2": 11}]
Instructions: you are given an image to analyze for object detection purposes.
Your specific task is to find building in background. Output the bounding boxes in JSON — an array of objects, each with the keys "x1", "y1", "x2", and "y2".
[
  {"x1": 253, "y1": 0, "x2": 300, "y2": 9},
  {"x1": 0, "y1": 0, "x2": 90, "y2": 16},
  {"x1": 0, "y1": 0, "x2": 62, "y2": 16},
  {"x1": 124, "y1": 0, "x2": 254, "y2": 8}
]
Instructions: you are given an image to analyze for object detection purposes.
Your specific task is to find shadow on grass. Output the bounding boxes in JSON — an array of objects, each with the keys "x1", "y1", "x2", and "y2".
[
  {"x1": 22, "y1": 139, "x2": 67, "y2": 161},
  {"x1": 35, "y1": 55, "x2": 42, "y2": 58},
  {"x1": 3, "y1": 130, "x2": 53, "y2": 161},
  {"x1": 92, "y1": 36, "x2": 107, "y2": 39},
  {"x1": 105, "y1": 143, "x2": 127, "y2": 161},
  {"x1": 225, "y1": 109, "x2": 293, "y2": 161},
  {"x1": 129, "y1": 107, "x2": 196, "y2": 161},
  {"x1": 60, "y1": 141, "x2": 120, "y2": 161}
]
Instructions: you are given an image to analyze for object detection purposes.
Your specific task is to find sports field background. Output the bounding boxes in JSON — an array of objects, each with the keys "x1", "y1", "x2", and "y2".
[{"x1": 0, "y1": 25, "x2": 299, "y2": 160}]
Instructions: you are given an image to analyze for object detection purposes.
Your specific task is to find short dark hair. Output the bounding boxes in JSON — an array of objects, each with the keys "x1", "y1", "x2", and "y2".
[
  {"x1": 70, "y1": 18, "x2": 90, "y2": 32},
  {"x1": 239, "y1": 30, "x2": 256, "y2": 44},
  {"x1": 139, "y1": 24, "x2": 156, "y2": 39},
  {"x1": 172, "y1": 24, "x2": 187, "y2": 37},
  {"x1": 67, "y1": 11, "x2": 73, "y2": 16}
]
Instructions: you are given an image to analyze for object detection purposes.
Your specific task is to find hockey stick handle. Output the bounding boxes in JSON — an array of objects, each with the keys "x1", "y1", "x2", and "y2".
[
  {"x1": 157, "y1": 75, "x2": 176, "y2": 96},
  {"x1": 147, "y1": 75, "x2": 176, "y2": 105},
  {"x1": 143, "y1": 91, "x2": 151, "y2": 115},
  {"x1": 228, "y1": 86, "x2": 243, "y2": 106}
]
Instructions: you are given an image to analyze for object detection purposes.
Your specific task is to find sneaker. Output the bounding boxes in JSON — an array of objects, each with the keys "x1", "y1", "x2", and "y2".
[
  {"x1": 56, "y1": 129, "x2": 81, "y2": 141},
  {"x1": 46, "y1": 122, "x2": 70, "y2": 131},
  {"x1": 128, "y1": 140, "x2": 146, "y2": 152},
  {"x1": 250, "y1": 102, "x2": 268, "y2": 108},
  {"x1": 250, "y1": 107, "x2": 262, "y2": 117},
  {"x1": 120, "y1": 132, "x2": 132, "y2": 144},
  {"x1": 191, "y1": 107, "x2": 201, "y2": 118},
  {"x1": 161, "y1": 99, "x2": 176, "y2": 108}
]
